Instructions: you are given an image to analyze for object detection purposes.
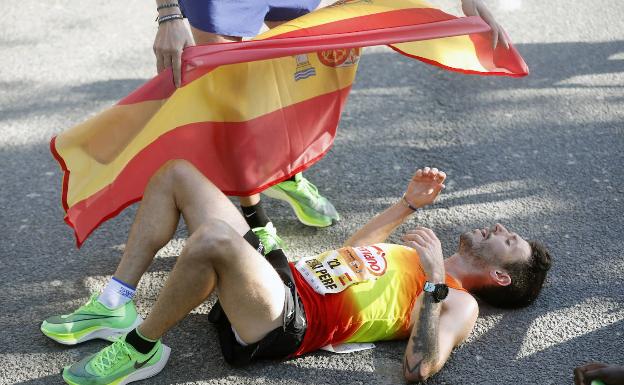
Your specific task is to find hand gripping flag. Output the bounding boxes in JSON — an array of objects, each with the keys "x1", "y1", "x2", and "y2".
[{"x1": 51, "y1": 0, "x2": 528, "y2": 247}]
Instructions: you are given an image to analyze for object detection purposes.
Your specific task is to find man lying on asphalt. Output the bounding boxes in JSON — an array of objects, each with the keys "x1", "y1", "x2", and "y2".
[{"x1": 41, "y1": 161, "x2": 552, "y2": 384}]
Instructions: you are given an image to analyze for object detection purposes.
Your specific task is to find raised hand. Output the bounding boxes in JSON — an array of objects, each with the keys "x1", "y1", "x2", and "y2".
[{"x1": 404, "y1": 167, "x2": 446, "y2": 210}]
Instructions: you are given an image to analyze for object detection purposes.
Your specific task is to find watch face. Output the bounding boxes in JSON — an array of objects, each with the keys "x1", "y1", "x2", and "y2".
[{"x1": 434, "y1": 284, "x2": 449, "y2": 301}]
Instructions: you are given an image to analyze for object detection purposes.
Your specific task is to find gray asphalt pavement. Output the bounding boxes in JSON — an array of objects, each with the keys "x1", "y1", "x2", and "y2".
[{"x1": 1, "y1": 1, "x2": 623, "y2": 384}]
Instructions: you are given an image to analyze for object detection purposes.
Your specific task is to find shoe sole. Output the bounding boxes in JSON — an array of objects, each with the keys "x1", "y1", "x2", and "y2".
[
  {"x1": 62, "y1": 345, "x2": 171, "y2": 385},
  {"x1": 263, "y1": 187, "x2": 333, "y2": 227},
  {"x1": 43, "y1": 316, "x2": 143, "y2": 345}
]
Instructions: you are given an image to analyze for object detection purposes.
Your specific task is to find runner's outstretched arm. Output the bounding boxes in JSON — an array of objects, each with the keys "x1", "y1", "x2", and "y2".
[{"x1": 344, "y1": 167, "x2": 446, "y2": 247}]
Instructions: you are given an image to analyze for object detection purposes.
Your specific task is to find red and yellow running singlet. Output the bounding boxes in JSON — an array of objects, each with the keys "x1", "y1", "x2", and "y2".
[{"x1": 289, "y1": 243, "x2": 465, "y2": 356}]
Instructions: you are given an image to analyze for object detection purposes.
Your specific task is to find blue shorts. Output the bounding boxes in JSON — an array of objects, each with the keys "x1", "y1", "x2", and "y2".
[{"x1": 178, "y1": 0, "x2": 321, "y2": 37}]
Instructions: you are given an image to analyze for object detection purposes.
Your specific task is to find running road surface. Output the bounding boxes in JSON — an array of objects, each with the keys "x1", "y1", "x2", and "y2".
[{"x1": 1, "y1": 1, "x2": 623, "y2": 384}]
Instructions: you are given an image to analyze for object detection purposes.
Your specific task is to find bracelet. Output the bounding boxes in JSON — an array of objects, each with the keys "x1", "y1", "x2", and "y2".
[
  {"x1": 157, "y1": 14, "x2": 184, "y2": 24},
  {"x1": 156, "y1": 3, "x2": 180, "y2": 11},
  {"x1": 402, "y1": 194, "x2": 419, "y2": 211}
]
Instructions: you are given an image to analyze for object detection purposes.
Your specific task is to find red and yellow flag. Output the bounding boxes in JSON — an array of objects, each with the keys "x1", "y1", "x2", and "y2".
[{"x1": 51, "y1": 0, "x2": 528, "y2": 247}]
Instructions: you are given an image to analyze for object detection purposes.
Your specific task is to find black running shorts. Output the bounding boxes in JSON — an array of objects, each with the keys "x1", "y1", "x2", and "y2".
[{"x1": 208, "y1": 230, "x2": 307, "y2": 367}]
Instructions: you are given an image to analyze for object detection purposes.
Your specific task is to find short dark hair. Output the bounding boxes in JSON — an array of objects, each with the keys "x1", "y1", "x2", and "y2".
[{"x1": 472, "y1": 240, "x2": 552, "y2": 309}]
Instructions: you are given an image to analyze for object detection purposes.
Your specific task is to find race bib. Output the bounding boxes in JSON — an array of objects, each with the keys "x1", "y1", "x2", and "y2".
[{"x1": 295, "y1": 245, "x2": 388, "y2": 295}]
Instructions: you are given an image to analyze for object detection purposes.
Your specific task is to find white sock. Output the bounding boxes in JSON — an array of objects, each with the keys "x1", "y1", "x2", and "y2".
[{"x1": 98, "y1": 277, "x2": 136, "y2": 309}]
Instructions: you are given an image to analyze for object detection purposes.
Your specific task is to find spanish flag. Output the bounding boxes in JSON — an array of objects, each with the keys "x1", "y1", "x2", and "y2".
[{"x1": 51, "y1": 0, "x2": 528, "y2": 247}]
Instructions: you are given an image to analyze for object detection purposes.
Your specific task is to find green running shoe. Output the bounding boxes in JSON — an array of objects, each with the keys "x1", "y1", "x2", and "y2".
[
  {"x1": 252, "y1": 222, "x2": 285, "y2": 255},
  {"x1": 62, "y1": 337, "x2": 170, "y2": 385},
  {"x1": 263, "y1": 173, "x2": 339, "y2": 227},
  {"x1": 41, "y1": 294, "x2": 142, "y2": 345}
]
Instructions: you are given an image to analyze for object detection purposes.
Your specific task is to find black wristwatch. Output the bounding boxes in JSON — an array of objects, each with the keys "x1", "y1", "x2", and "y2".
[{"x1": 423, "y1": 281, "x2": 449, "y2": 303}]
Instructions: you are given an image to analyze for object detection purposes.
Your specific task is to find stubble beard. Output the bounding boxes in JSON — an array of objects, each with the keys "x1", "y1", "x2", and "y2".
[{"x1": 459, "y1": 231, "x2": 489, "y2": 268}]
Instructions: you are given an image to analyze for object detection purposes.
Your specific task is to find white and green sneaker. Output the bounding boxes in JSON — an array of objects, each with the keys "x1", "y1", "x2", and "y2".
[
  {"x1": 263, "y1": 173, "x2": 339, "y2": 227},
  {"x1": 62, "y1": 337, "x2": 170, "y2": 385},
  {"x1": 41, "y1": 294, "x2": 142, "y2": 345},
  {"x1": 252, "y1": 222, "x2": 285, "y2": 255}
]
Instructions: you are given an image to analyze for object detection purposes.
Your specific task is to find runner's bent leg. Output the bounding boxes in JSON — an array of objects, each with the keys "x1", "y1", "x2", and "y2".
[
  {"x1": 113, "y1": 159, "x2": 249, "y2": 287},
  {"x1": 116, "y1": 160, "x2": 283, "y2": 344},
  {"x1": 138, "y1": 219, "x2": 286, "y2": 343}
]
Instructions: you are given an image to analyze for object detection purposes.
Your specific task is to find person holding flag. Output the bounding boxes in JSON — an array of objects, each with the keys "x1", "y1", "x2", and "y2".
[
  {"x1": 51, "y1": 0, "x2": 528, "y2": 248},
  {"x1": 149, "y1": 0, "x2": 511, "y2": 240},
  {"x1": 153, "y1": 0, "x2": 341, "y2": 235}
]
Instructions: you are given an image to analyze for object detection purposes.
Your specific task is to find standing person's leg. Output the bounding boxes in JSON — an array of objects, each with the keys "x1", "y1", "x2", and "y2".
[
  {"x1": 260, "y1": 0, "x2": 341, "y2": 227},
  {"x1": 189, "y1": 26, "x2": 242, "y2": 44},
  {"x1": 187, "y1": 35, "x2": 272, "y2": 232},
  {"x1": 184, "y1": 0, "x2": 339, "y2": 229},
  {"x1": 182, "y1": 2, "x2": 275, "y2": 232},
  {"x1": 62, "y1": 160, "x2": 289, "y2": 384}
]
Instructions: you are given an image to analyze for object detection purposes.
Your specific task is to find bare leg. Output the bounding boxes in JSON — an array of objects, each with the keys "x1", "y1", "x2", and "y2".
[
  {"x1": 264, "y1": 20, "x2": 289, "y2": 29},
  {"x1": 138, "y1": 219, "x2": 285, "y2": 343},
  {"x1": 190, "y1": 26, "x2": 242, "y2": 44},
  {"x1": 127, "y1": 161, "x2": 285, "y2": 343},
  {"x1": 113, "y1": 160, "x2": 249, "y2": 286},
  {"x1": 189, "y1": 28, "x2": 262, "y2": 211},
  {"x1": 239, "y1": 195, "x2": 260, "y2": 206}
]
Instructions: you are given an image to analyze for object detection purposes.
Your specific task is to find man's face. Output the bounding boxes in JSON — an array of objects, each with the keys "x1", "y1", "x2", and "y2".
[{"x1": 459, "y1": 223, "x2": 532, "y2": 268}]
